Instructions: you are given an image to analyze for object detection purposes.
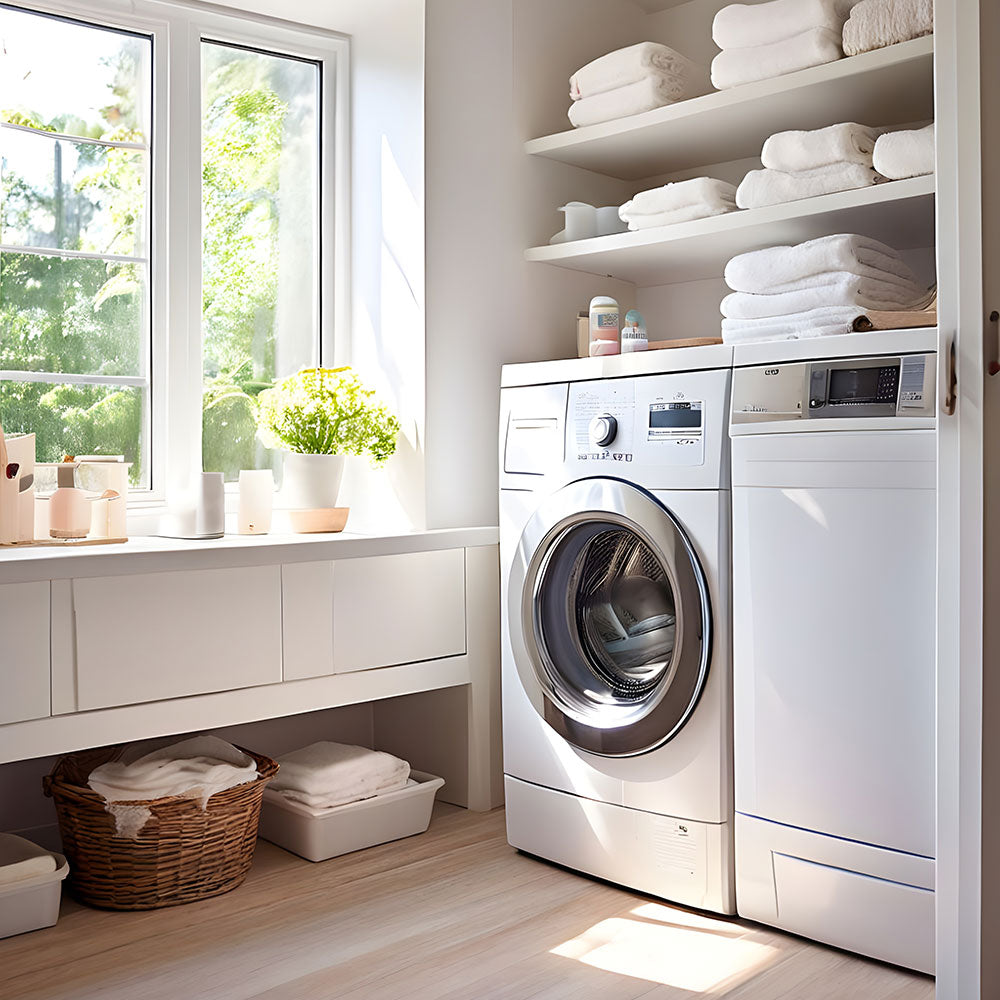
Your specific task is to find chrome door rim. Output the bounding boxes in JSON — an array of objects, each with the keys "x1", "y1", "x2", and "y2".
[{"x1": 508, "y1": 477, "x2": 712, "y2": 757}]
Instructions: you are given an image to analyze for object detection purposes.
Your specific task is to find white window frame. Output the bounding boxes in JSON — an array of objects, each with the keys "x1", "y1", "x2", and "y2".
[{"x1": 1, "y1": 0, "x2": 350, "y2": 507}]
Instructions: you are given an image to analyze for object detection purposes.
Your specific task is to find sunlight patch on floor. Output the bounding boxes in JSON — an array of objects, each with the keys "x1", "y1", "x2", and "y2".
[{"x1": 551, "y1": 914, "x2": 779, "y2": 992}]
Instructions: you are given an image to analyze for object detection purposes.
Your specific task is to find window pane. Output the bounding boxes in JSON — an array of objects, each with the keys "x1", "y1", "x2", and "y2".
[
  {"x1": 0, "y1": 252, "x2": 144, "y2": 377},
  {"x1": 0, "y1": 6, "x2": 151, "y2": 142},
  {"x1": 0, "y1": 10, "x2": 152, "y2": 492},
  {"x1": 201, "y1": 41, "x2": 320, "y2": 481},
  {"x1": 2, "y1": 128, "x2": 148, "y2": 257},
  {"x1": 0, "y1": 380, "x2": 146, "y2": 486}
]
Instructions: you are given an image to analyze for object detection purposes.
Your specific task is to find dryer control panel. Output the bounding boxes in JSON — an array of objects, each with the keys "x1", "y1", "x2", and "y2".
[{"x1": 731, "y1": 352, "x2": 936, "y2": 431}]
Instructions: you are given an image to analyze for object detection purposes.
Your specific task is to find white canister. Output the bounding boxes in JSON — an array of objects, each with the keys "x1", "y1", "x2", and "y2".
[
  {"x1": 194, "y1": 472, "x2": 225, "y2": 537},
  {"x1": 589, "y1": 296, "x2": 620, "y2": 357},
  {"x1": 238, "y1": 470, "x2": 274, "y2": 534}
]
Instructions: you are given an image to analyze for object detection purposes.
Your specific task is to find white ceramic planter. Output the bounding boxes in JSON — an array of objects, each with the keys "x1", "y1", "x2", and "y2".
[{"x1": 280, "y1": 452, "x2": 345, "y2": 509}]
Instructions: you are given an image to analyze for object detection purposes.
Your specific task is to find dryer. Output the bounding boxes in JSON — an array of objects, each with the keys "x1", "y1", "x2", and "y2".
[
  {"x1": 499, "y1": 347, "x2": 735, "y2": 915},
  {"x1": 729, "y1": 334, "x2": 938, "y2": 974}
]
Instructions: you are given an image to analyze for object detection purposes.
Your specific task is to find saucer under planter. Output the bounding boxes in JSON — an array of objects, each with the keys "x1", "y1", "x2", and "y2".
[
  {"x1": 288, "y1": 507, "x2": 350, "y2": 534},
  {"x1": 280, "y1": 452, "x2": 345, "y2": 509}
]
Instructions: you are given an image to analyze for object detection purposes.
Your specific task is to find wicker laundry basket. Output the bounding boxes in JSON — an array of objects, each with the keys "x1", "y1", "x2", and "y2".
[{"x1": 43, "y1": 744, "x2": 278, "y2": 910}]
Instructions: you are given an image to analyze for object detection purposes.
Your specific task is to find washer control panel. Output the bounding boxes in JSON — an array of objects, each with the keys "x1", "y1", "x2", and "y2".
[{"x1": 568, "y1": 376, "x2": 706, "y2": 468}]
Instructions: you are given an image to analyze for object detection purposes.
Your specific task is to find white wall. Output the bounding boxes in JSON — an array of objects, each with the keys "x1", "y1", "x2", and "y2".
[{"x1": 423, "y1": 0, "x2": 637, "y2": 530}]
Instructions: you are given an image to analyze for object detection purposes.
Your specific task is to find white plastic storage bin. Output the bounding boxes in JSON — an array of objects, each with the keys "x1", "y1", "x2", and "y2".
[
  {"x1": 258, "y1": 771, "x2": 445, "y2": 863},
  {"x1": 0, "y1": 835, "x2": 69, "y2": 939}
]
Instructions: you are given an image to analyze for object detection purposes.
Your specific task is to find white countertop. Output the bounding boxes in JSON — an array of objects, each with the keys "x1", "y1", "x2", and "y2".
[{"x1": 0, "y1": 526, "x2": 499, "y2": 584}]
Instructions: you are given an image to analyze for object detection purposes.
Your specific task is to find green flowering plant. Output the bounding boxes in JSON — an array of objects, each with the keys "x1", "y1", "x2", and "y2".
[{"x1": 256, "y1": 367, "x2": 400, "y2": 464}]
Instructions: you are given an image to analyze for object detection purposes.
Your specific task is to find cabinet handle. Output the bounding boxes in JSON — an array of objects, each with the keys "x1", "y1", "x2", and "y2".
[
  {"x1": 944, "y1": 337, "x2": 957, "y2": 416},
  {"x1": 989, "y1": 310, "x2": 1000, "y2": 376}
]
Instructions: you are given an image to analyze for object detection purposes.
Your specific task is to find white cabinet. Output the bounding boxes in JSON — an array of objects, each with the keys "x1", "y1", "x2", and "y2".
[
  {"x1": 63, "y1": 566, "x2": 282, "y2": 711},
  {"x1": 0, "y1": 582, "x2": 50, "y2": 724},
  {"x1": 332, "y1": 549, "x2": 466, "y2": 673}
]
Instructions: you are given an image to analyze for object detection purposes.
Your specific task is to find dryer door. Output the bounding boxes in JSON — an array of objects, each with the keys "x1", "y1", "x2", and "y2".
[{"x1": 508, "y1": 478, "x2": 712, "y2": 757}]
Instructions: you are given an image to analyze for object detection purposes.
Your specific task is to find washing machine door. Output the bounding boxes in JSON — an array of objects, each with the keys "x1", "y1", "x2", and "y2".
[{"x1": 508, "y1": 477, "x2": 712, "y2": 757}]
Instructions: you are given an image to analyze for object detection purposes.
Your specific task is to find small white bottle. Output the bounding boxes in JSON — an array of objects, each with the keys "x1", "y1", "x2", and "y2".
[
  {"x1": 589, "y1": 296, "x2": 620, "y2": 357},
  {"x1": 621, "y1": 309, "x2": 648, "y2": 353}
]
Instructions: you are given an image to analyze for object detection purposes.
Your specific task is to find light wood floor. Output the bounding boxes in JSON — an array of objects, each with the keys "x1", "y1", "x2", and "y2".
[{"x1": 0, "y1": 805, "x2": 934, "y2": 1000}]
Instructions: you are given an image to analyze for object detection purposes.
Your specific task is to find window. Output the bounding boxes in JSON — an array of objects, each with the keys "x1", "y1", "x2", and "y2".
[
  {"x1": 0, "y1": 1, "x2": 345, "y2": 499},
  {"x1": 1, "y1": 9, "x2": 152, "y2": 485},
  {"x1": 201, "y1": 41, "x2": 321, "y2": 481}
]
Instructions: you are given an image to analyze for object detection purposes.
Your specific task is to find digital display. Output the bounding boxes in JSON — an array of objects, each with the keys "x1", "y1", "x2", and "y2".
[
  {"x1": 649, "y1": 403, "x2": 702, "y2": 429},
  {"x1": 829, "y1": 367, "x2": 881, "y2": 403}
]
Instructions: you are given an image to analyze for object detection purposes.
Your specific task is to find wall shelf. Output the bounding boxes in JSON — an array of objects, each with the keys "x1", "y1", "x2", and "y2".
[
  {"x1": 525, "y1": 37, "x2": 934, "y2": 180},
  {"x1": 524, "y1": 175, "x2": 936, "y2": 285}
]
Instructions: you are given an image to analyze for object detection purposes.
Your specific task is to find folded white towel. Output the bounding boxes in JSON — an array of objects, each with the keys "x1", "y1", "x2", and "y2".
[
  {"x1": 619, "y1": 177, "x2": 737, "y2": 229},
  {"x1": 843, "y1": 0, "x2": 933, "y2": 56},
  {"x1": 570, "y1": 42, "x2": 705, "y2": 100},
  {"x1": 88, "y1": 736, "x2": 259, "y2": 808},
  {"x1": 711, "y1": 27, "x2": 843, "y2": 90},
  {"x1": 724, "y1": 234, "x2": 919, "y2": 292},
  {"x1": 713, "y1": 0, "x2": 858, "y2": 49},
  {"x1": 722, "y1": 306, "x2": 866, "y2": 343},
  {"x1": 736, "y1": 161, "x2": 879, "y2": 209},
  {"x1": 270, "y1": 742, "x2": 410, "y2": 809},
  {"x1": 762, "y1": 123, "x2": 879, "y2": 172},
  {"x1": 620, "y1": 177, "x2": 736, "y2": 217},
  {"x1": 873, "y1": 123, "x2": 935, "y2": 179},
  {"x1": 721, "y1": 274, "x2": 934, "y2": 319},
  {"x1": 568, "y1": 74, "x2": 692, "y2": 128},
  {"x1": 623, "y1": 204, "x2": 737, "y2": 230}
]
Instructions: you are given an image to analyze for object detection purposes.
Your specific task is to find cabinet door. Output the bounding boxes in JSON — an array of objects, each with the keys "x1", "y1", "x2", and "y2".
[
  {"x1": 70, "y1": 566, "x2": 282, "y2": 710},
  {"x1": 0, "y1": 582, "x2": 50, "y2": 724},
  {"x1": 282, "y1": 561, "x2": 335, "y2": 681},
  {"x1": 332, "y1": 549, "x2": 466, "y2": 673}
]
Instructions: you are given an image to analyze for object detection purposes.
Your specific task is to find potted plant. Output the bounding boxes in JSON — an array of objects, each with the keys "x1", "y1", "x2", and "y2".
[{"x1": 256, "y1": 367, "x2": 400, "y2": 510}]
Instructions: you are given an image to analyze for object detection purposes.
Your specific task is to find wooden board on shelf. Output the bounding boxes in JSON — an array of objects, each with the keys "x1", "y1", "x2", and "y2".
[
  {"x1": 524, "y1": 175, "x2": 936, "y2": 285},
  {"x1": 0, "y1": 536, "x2": 128, "y2": 549},
  {"x1": 526, "y1": 37, "x2": 934, "y2": 180},
  {"x1": 648, "y1": 337, "x2": 722, "y2": 350}
]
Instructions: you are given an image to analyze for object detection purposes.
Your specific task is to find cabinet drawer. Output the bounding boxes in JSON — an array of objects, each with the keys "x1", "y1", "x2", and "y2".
[
  {"x1": 69, "y1": 566, "x2": 282, "y2": 711},
  {"x1": 0, "y1": 582, "x2": 50, "y2": 724},
  {"x1": 333, "y1": 550, "x2": 466, "y2": 673}
]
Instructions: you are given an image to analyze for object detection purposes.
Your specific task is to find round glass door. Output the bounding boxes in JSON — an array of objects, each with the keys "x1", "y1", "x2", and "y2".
[{"x1": 511, "y1": 479, "x2": 711, "y2": 757}]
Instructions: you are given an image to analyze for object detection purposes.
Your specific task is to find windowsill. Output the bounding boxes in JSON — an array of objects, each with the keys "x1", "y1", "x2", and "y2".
[{"x1": 0, "y1": 525, "x2": 500, "y2": 583}]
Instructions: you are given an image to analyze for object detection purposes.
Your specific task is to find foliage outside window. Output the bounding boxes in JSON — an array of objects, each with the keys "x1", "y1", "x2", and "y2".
[{"x1": 0, "y1": 8, "x2": 151, "y2": 485}]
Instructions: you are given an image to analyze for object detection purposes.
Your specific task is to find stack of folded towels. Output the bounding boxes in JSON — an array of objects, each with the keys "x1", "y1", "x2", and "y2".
[
  {"x1": 568, "y1": 41, "x2": 708, "y2": 128},
  {"x1": 269, "y1": 742, "x2": 410, "y2": 813},
  {"x1": 843, "y1": 0, "x2": 933, "y2": 56},
  {"x1": 736, "y1": 122, "x2": 882, "y2": 209},
  {"x1": 873, "y1": 123, "x2": 935, "y2": 179},
  {"x1": 711, "y1": 0, "x2": 859, "y2": 90},
  {"x1": 619, "y1": 177, "x2": 737, "y2": 230},
  {"x1": 721, "y1": 233, "x2": 935, "y2": 343}
]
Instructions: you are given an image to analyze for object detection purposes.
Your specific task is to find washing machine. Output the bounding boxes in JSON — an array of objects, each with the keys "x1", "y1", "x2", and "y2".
[
  {"x1": 729, "y1": 332, "x2": 938, "y2": 974},
  {"x1": 499, "y1": 347, "x2": 735, "y2": 915}
]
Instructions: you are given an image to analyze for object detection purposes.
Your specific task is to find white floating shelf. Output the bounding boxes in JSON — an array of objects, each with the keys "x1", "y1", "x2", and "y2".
[
  {"x1": 524, "y1": 176, "x2": 936, "y2": 286},
  {"x1": 526, "y1": 37, "x2": 934, "y2": 179}
]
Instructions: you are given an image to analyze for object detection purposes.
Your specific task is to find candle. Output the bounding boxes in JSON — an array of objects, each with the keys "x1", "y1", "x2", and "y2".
[{"x1": 238, "y1": 470, "x2": 274, "y2": 535}]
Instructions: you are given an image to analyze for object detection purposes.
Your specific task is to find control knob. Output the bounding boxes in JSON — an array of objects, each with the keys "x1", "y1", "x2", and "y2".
[{"x1": 589, "y1": 414, "x2": 618, "y2": 448}]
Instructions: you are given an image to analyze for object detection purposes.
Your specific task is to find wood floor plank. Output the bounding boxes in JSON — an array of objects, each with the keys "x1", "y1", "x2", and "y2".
[{"x1": 0, "y1": 806, "x2": 935, "y2": 1000}]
